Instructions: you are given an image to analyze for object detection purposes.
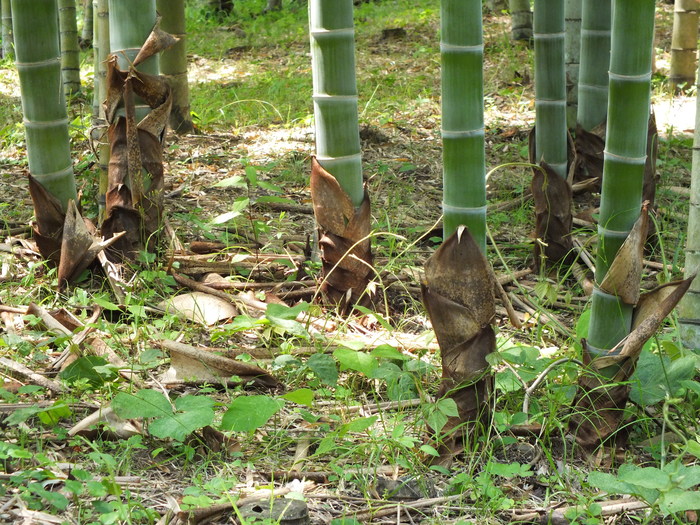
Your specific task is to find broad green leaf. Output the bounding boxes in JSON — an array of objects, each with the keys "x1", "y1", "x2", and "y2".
[
  {"x1": 307, "y1": 353, "x2": 338, "y2": 386},
  {"x1": 60, "y1": 356, "x2": 112, "y2": 388},
  {"x1": 221, "y1": 395, "x2": 284, "y2": 432},
  {"x1": 112, "y1": 390, "x2": 172, "y2": 419},
  {"x1": 37, "y1": 402, "x2": 72, "y2": 426},
  {"x1": 658, "y1": 489, "x2": 700, "y2": 515},
  {"x1": 315, "y1": 435, "x2": 336, "y2": 456},
  {"x1": 425, "y1": 409, "x2": 448, "y2": 433},
  {"x1": 671, "y1": 464, "x2": 700, "y2": 490},
  {"x1": 333, "y1": 347, "x2": 378, "y2": 376},
  {"x1": 487, "y1": 461, "x2": 523, "y2": 478},
  {"x1": 686, "y1": 440, "x2": 700, "y2": 461},
  {"x1": 619, "y1": 466, "x2": 672, "y2": 491},
  {"x1": 575, "y1": 309, "x2": 591, "y2": 340},
  {"x1": 588, "y1": 471, "x2": 636, "y2": 495},
  {"x1": 344, "y1": 416, "x2": 377, "y2": 433},
  {"x1": 630, "y1": 351, "x2": 696, "y2": 405},
  {"x1": 266, "y1": 302, "x2": 309, "y2": 337},
  {"x1": 149, "y1": 397, "x2": 215, "y2": 442},
  {"x1": 331, "y1": 519, "x2": 361, "y2": 525},
  {"x1": 213, "y1": 175, "x2": 246, "y2": 188},
  {"x1": 371, "y1": 344, "x2": 409, "y2": 361},
  {"x1": 282, "y1": 388, "x2": 314, "y2": 407},
  {"x1": 420, "y1": 444, "x2": 439, "y2": 457},
  {"x1": 436, "y1": 398, "x2": 459, "y2": 417}
]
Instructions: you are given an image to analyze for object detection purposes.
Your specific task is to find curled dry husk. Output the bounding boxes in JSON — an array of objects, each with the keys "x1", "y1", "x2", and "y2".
[
  {"x1": 421, "y1": 226, "x2": 495, "y2": 465},
  {"x1": 570, "y1": 208, "x2": 693, "y2": 450},
  {"x1": 101, "y1": 21, "x2": 176, "y2": 260},
  {"x1": 573, "y1": 115, "x2": 659, "y2": 208},
  {"x1": 309, "y1": 157, "x2": 373, "y2": 313},
  {"x1": 528, "y1": 128, "x2": 575, "y2": 269}
]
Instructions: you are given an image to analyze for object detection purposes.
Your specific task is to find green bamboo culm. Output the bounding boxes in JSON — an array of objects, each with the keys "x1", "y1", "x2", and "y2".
[
  {"x1": 11, "y1": 0, "x2": 76, "y2": 210},
  {"x1": 587, "y1": 0, "x2": 655, "y2": 357},
  {"x1": 441, "y1": 0, "x2": 486, "y2": 249},
  {"x1": 576, "y1": 0, "x2": 611, "y2": 130},
  {"x1": 509, "y1": 0, "x2": 532, "y2": 41},
  {"x1": 81, "y1": 0, "x2": 93, "y2": 44},
  {"x1": 564, "y1": 0, "x2": 581, "y2": 128},
  {"x1": 58, "y1": 0, "x2": 81, "y2": 95},
  {"x1": 678, "y1": 57, "x2": 700, "y2": 349},
  {"x1": 533, "y1": 0, "x2": 567, "y2": 178},
  {"x1": 108, "y1": 0, "x2": 158, "y2": 122},
  {"x1": 93, "y1": 0, "x2": 109, "y2": 220},
  {"x1": 92, "y1": 0, "x2": 108, "y2": 121},
  {"x1": 669, "y1": 0, "x2": 699, "y2": 92},
  {"x1": 309, "y1": 0, "x2": 363, "y2": 208},
  {"x1": 157, "y1": 0, "x2": 194, "y2": 134},
  {"x1": 1, "y1": 0, "x2": 12, "y2": 58}
]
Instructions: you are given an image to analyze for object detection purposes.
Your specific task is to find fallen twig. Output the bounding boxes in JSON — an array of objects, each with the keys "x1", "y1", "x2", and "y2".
[{"x1": 0, "y1": 357, "x2": 63, "y2": 394}]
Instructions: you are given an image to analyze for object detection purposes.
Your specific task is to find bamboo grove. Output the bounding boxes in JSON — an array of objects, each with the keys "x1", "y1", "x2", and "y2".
[{"x1": 6, "y1": 0, "x2": 699, "y2": 459}]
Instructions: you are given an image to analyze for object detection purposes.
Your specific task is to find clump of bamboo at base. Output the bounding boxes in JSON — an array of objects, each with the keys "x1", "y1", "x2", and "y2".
[
  {"x1": 569, "y1": 0, "x2": 693, "y2": 450},
  {"x1": 11, "y1": 0, "x2": 77, "y2": 260},
  {"x1": 308, "y1": 0, "x2": 373, "y2": 313},
  {"x1": 530, "y1": 0, "x2": 573, "y2": 269},
  {"x1": 419, "y1": 0, "x2": 496, "y2": 466},
  {"x1": 101, "y1": 22, "x2": 177, "y2": 261}
]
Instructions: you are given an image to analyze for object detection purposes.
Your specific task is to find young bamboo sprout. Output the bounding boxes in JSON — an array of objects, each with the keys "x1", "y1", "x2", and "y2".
[{"x1": 309, "y1": 0, "x2": 372, "y2": 312}]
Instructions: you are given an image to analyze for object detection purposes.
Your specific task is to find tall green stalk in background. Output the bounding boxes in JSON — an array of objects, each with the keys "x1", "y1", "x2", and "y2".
[
  {"x1": 576, "y1": 0, "x2": 611, "y2": 131},
  {"x1": 308, "y1": 0, "x2": 372, "y2": 311},
  {"x1": 93, "y1": 0, "x2": 109, "y2": 220},
  {"x1": 669, "y1": 0, "x2": 699, "y2": 92},
  {"x1": 309, "y1": 0, "x2": 363, "y2": 207},
  {"x1": 108, "y1": 0, "x2": 158, "y2": 119},
  {"x1": 509, "y1": 0, "x2": 532, "y2": 41},
  {"x1": 533, "y1": 0, "x2": 567, "y2": 177},
  {"x1": 81, "y1": 0, "x2": 93, "y2": 45},
  {"x1": 569, "y1": 1, "x2": 695, "y2": 451},
  {"x1": 441, "y1": 0, "x2": 485, "y2": 248},
  {"x1": 157, "y1": 0, "x2": 194, "y2": 134},
  {"x1": 1, "y1": 0, "x2": 12, "y2": 59},
  {"x1": 565, "y1": 0, "x2": 581, "y2": 127},
  {"x1": 12, "y1": 0, "x2": 76, "y2": 210},
  {"x1": 588, "y1": 0, "x2": 654, "y2": 335},
  {"x1": 58, "y1": 0, "x2": 81, "y2": 95},
  {"x1": 530, "y1": 0, "x2": 572, "y2": 269},
  {"x1": 679, "y1": 61, "x2": 700, "y2": 348}
]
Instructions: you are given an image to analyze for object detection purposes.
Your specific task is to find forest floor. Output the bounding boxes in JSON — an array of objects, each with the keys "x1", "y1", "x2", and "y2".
[{"x1": 1, "y1": 1, "x2": 699, "y2": 524}]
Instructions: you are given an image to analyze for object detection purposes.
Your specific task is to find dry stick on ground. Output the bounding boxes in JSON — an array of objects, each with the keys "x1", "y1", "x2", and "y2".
[
  {"x1": 512, "y1": 497, "x2": 649, "y2": 524},
  {"x1": 0, "y1": 357, "x2": 63, "y2": 394},
  {"x1": 352, "y1": 494, "x2": 469, "y2": 521},
  {"x1": 0, "y1": 305, "x2": 28, "y2": 314},
  {"x1": 508, "y1": 293, "x2": 572, "y2": 338}
]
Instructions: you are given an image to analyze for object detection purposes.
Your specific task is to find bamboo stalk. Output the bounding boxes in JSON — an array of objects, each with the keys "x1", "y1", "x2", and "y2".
[
  {"x1": 93, "y1": 0, "x2": 109, "y2": 220},
  {"x1": 81, "y1": 0, "x2": 93, "y2": 44},
  {"x1": 509, "y1": 0, "x2": 532, "y2": 41},
  {"x1": 565, "y1": 0, "x2": 581, "y2": 127},
  {"x1": 576, "y1": 0, "x2": 611, "y2": 130},
  {"x1": 58, "y1": 0, "x2": 81, "y2": 95},
  {"x1": 533, "y1": 0, "x2": 567, "y2": 177},
  {"x1": 679, "y1": 57, "x2": 700, "y2": 348},
  {"x1": 587, "y1": 0, "x2": 655, "y2": 357},
  {"x1": 669, "y1": 0, "x2": 699, "y2": 92},
  {"x1": 441, "y1": 0, "x2": 486, "y2": 248},
  {"x1": 11, "y1": 0, "x2": 77, "y2": 211},
  {"x1": 1, "y1": 0, "x2": 12, "y2": 59},
  {"x1": 309, "y1": 0, "x2": 363, "y2": 207},
  {"x1": 108, "y1": 0, "x2": 158, "y2": 121},
  {"x1": 157, "y1": 0, "x2": 194, "y2": 134}
]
